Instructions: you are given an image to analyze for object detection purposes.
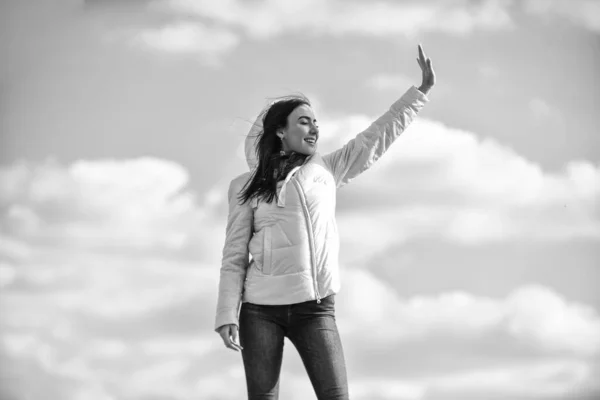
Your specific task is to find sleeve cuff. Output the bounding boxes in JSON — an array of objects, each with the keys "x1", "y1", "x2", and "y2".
[
  {"x1": 214, "y1": 307, "x2": 240, "y2": 332},
  {"x1": 389, "y1": 85, "x2": 429, "y2": 114},
  {"x1": 408, "y1": 85, "x2": 429, "y2": 103}
]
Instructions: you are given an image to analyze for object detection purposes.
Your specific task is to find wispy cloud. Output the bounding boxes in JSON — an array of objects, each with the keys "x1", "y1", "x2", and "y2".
[
  {"x1": 160, "y1": 0, "x2": 515, "y2": 39},
  {"x1": 0, "y1": 157, "x2": 220, "y2": 259},
  {"x1": 128, "y1": 21, "x2": 239, "y2": 65},
  {"x1": 422, "y1": 359, "x2": 596, "y2": 398},
  {"x1": 314, "y1": 116, "x2": 600, "y2": 260},
  {"x1": 1, "y1": 150, "x2": 599, "y2": 399},
  {"x1": 347, "y1": 359, "x2": 597, "y2": 399},
  {"x1": 524, "y1": 0, "x2": 600, "y2": 32},
  {"x1": 366, "y1": 73, "x2": 415, "y2": 92},
  {"x1": 2, "y1": 0, "x2": 599, "y2": 398},
  {"x1": 337, "y1": 269, "x2": 600, "y2": 356}
]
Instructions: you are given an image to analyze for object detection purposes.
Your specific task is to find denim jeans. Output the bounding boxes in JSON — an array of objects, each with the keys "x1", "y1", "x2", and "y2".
[{"x1": 239, "y1": 294, "x2": 349, "y2": 400}]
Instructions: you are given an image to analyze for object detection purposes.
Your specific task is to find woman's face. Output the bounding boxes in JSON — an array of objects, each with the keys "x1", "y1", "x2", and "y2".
[{"x1": 278, "y1": 104, "x2": 319, "y2": 155}]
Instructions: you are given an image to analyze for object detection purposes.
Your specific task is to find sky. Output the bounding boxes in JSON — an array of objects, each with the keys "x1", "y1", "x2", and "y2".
[{"x1": 1, "y1": 0, "x2": 599, "y2": 399}]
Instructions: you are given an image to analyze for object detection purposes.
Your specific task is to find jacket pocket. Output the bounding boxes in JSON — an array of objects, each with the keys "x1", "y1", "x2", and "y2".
[{"x1": 262, "y1": 226, "x2": 272, "y2": 275}]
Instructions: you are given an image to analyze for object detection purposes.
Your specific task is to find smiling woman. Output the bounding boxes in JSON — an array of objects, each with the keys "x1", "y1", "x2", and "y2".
[
  {"x1": 278, "y1": 105, "x2": 320, "y2": 152},
  {"x1": 214, "y1": 44, "x2": 436, "y2": 400},
  {"x1": 237, "y1": 93, "x2": 317, "y2": 206}
]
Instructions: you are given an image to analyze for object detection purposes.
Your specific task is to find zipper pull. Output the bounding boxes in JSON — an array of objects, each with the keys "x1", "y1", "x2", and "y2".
[{"x1": 316, "y1": 295, "x2": 321, "y2": 304}]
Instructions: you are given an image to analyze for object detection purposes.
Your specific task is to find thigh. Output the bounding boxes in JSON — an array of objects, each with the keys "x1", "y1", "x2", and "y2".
[
  {"x1": 288, "y1": 295, "x2": 349, "y2": 400},
  {"x1": 239, "y1": 302, "x2": 286, "y2": 400}
]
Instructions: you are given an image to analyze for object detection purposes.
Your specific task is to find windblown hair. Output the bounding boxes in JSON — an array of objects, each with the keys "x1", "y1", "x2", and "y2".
[{"x1": 238, "y1": 94, "x2": 311, "y2": 205}]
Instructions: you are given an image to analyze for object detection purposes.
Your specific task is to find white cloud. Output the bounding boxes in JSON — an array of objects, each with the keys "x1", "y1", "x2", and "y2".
[
  {"x1": 139, "y1": 336, "x2": 214, "y2": 357},
  {"x1": 524, "y1": 0, "x2": 600, "y2": 32},
  {"x1": 348, "y1": 359, "x2": 597, "y2": 399},
  {"x1": 0, "y1": 262, "x2": 16, "y2": 287},
  {"x1": 529, "y1": 97, "x2": 553, "y2": 119},
  {"x1": 529, "y1": 97, "x2": 565, "y2": 128},
  {"x1": 506, "y1": 285, "x2": 600, "y2": 355},
  {"x1": 350, "y1": 378, "x2": 426, "y2": 400},
  {"x1": 125, "y1": 358, "x2": 192, "y2": 398},
  {"x1": 366, "y1": 73, "x2": 415, "y2": 92},
  {"x1": 424, "y1": 359, "x2": 594, "y2": 398},
  {"x1": 337, "y1": 269, "x2": 600, "y2": 356},
  {"x1": 0, "y1": 157, "x2": 222, "y2": 258},
  {"x1": 477, "y1": 64, "x2": 501, "y2": 79},
  {"x1": 129, "y1": 21, "x2": 239, "y2": 65},
  {"x1": 0, "y1": 234, "x2": 32, "y2": 260},
  {"x1": 82, "y1": 338, "x2": 128, "y2": 359},
  {"x1": 194, "y1": 366, "x2": 248, "y2": 399},
  {"x1": 317, "y1": 116, "x2": 600, "y2": 252},
  {"x1": 1, "y1": 154, "x2": 598, "y2": 400},
  {"x1": 160, "y1": 0, "x2": 515, "y2": 39}
]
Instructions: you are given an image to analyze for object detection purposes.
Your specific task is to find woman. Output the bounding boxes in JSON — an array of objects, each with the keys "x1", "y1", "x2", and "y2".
[{"x1": 215, "y1": 44, "x2": 436, "y2": 399}]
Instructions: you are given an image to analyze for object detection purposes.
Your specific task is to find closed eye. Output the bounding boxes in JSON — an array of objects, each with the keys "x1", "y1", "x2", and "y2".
[
  {"x1": 300, "y1": 120, "x2": 318, "y2": 128},
  {"x1": 298, "y1": 116, "x2": 317, "y2": 124}
]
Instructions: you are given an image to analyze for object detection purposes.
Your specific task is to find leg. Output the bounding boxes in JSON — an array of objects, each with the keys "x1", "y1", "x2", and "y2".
[
  {"x1": 239, "y1": 302, "x2": 286, "y2": 400},
  {"x1": 288, "y1": 295, "x2": 349, "y2": 400}
]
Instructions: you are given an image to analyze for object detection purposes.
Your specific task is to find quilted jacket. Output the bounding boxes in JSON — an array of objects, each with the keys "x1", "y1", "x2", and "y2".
[{"x1": 214, "y1": 85, "x2": 429, "y2": 331}]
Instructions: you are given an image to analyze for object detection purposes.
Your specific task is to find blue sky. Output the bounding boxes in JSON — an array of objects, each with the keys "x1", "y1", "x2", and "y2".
[{"x1": 1, "y1": 0, "x2": 599, "y2": 399}]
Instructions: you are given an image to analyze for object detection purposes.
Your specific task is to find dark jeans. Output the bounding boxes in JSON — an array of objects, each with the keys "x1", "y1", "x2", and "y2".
[{"x1": 239, "y1": 294, "x2": 349, "y2": 400}]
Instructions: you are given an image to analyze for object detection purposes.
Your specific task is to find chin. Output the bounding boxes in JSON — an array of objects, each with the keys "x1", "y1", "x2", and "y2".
[{"x1": 304, "y1": 145, "x2": 318, "y2": 155}]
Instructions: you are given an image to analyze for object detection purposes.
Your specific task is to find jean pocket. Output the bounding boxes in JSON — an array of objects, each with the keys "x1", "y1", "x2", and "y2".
[
  {"x1": 321, "y1": 294, "x2": 335, "y2": 305},
  {"x1": 314, "y1": 295, "x2": 335, "y2": 315}
]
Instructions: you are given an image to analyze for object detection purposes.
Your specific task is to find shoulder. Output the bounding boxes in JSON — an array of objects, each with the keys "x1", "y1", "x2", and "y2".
[
  {"x1": 306, "y1": 152, "x2": 329, "y2": 171},
  {"x1": 228, "y1": 171, "x2": 252, "y2": 196}
]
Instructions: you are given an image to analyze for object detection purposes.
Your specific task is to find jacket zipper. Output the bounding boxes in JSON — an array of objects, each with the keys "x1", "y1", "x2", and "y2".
[{"x1": 291, "y1": 178, "x2": 321, "y2": 304}]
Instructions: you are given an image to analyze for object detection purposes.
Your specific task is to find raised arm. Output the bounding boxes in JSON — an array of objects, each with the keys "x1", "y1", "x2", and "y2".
[
  {"x1": 214, "y1": 173, "x2": 253, "y2": 332},
  {"x1": 322, "y1": 44, "x2": 435, "y2": 188}
]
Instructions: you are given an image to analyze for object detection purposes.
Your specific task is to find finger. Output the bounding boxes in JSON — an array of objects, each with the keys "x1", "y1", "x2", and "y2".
[
  {"x1": 427, "y1": 58, "x2": 435, "y2": 74},
  {"x1": 230, "y1": 342, "x2": 243, "y2": 352},
  {"x1": 418, "y1": 44, "x2": 427, "y2": 63},
  {"x1": 231, "y1": 327, "x2": 244, "y2": 350},
  {"x1": 227, "y1": 339, "x2": 242, "y2": 352},
  {"x1": 416, "y1": 58, "x2": 424, "y2": 70},
  {"x1": 222, "y1": 335, "x2": 241, "y2": 352},
  {"x1": 226, "y1": 341, "x2": 241, "y2": 352},
  {"x1": 426, "y1": 63, "x2": 436, "y2": 83}
]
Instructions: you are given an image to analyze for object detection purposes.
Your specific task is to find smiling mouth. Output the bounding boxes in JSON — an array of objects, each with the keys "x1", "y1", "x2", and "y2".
[{"x1": 304, "y1": 138, "x2": 317, "y2": 145}]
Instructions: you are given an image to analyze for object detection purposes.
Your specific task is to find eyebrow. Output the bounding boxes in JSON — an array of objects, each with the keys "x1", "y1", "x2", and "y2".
[{"x1": 298, "y1": 116, "x2": 318, "y2": 123}]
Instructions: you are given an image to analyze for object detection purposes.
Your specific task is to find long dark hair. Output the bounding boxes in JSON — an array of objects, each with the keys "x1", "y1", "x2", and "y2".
[{"x1": 238, "y1": 94, "x2": 311, "y2": 205}]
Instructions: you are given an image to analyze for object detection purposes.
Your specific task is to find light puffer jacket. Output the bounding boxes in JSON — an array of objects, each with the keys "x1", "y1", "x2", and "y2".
[{"x1": 214, "y1": 85, "x2": 429, "y2": 331}]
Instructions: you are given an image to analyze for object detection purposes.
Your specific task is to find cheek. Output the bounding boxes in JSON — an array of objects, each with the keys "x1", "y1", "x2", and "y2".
[{"x1": 289, "y1": 128, "x2": 306, "y2": 145}]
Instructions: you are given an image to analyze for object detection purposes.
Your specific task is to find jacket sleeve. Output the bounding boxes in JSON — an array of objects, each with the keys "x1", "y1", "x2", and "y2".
[
  {"x1": 322, "y1": 85, "x2": 429, "y2": 189},
  {"x1": 214, "y1": 174, "x2": 254, "y2": 332}
]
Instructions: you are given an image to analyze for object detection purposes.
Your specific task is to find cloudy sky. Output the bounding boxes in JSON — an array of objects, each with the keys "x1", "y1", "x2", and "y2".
[{"x1": 1, "y1": 0, "x2": 599, "y2": 399}]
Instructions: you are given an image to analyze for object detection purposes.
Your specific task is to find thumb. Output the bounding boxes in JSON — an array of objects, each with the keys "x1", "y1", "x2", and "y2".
[{"x1": 231, "y1": 325, "x2": 240, "y2": 344}]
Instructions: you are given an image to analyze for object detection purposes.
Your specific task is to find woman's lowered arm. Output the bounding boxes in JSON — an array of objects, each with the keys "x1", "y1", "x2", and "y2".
[{"x1": 214, "y1": 173, "x2": 254, "y2": 332}]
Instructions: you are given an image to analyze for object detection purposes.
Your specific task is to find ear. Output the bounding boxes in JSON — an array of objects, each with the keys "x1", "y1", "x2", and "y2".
[{"x1": 276, "y1": 131, "x2": 284, "y2": 139}]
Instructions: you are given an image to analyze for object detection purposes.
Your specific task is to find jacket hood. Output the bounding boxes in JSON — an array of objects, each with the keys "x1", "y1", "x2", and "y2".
[
  {"x1": 244, "y1": 109, "x2": 266, "y2": 172},
  {"x1": 244, "y1": 105, "x2": 316, "y2": 172}
]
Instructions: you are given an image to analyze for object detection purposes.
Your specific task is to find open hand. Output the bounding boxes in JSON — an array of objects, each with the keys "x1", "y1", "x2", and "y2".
[{"x1": 416, "y1": 44, "x2": 436, "y2": 95}]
